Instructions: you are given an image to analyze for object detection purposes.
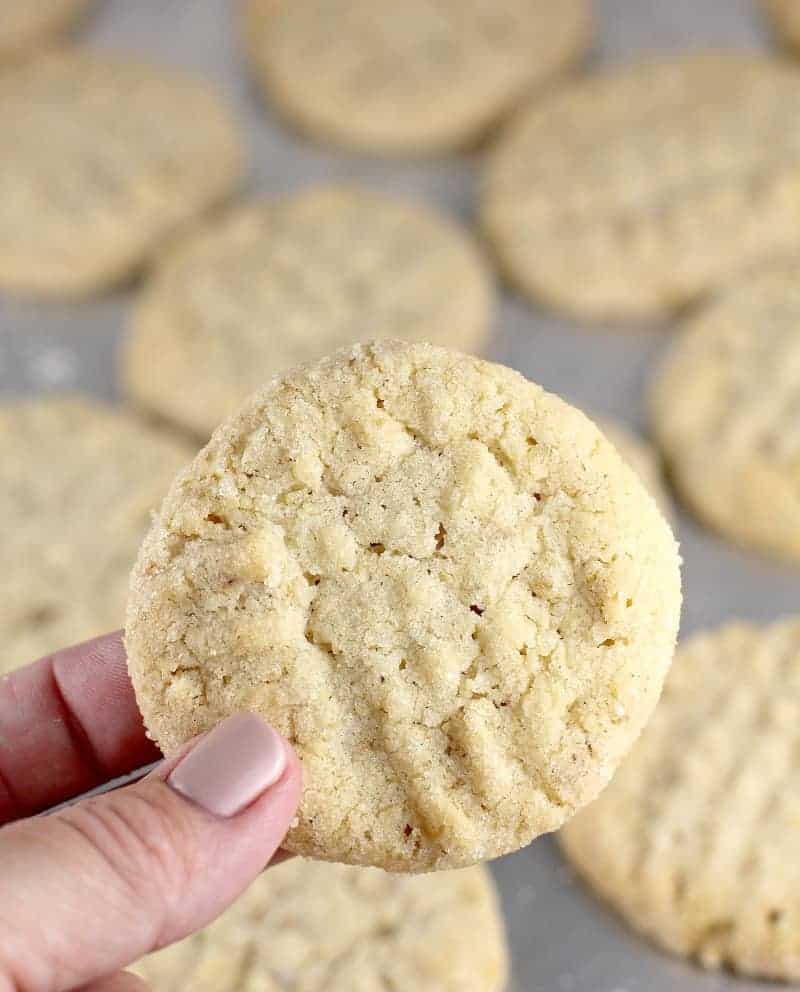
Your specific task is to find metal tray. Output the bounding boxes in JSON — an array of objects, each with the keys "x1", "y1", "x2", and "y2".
[{"x1": 1, "y1": 1, "x2": 795, "y2": 988}]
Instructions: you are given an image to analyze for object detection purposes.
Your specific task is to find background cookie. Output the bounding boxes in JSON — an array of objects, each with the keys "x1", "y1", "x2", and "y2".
[
  {"x1": 133, "y1": 860, "x2": 508, "y2": 991},
  {"x1": 482, "y1": 53, "x2": 800, "y2": 320},
  {"x1": 0, "y1": 397, "x2": 191, "y2": 674},
  {"x1": 761, "y1": 1, "x2": 800, "y2": 51},
  {"x1": 0, "y1": 48, "x2": 242, "y2": 297},
  {"x1": 127, "y1": 341, "x2": 681, "y2": 872},
  {"x1": 241, "y1": 0, "x2": 590, "y2": 154},
  {"x1": 560, "y1": 619, "x2": 800, "y2": 982},
  {"x1": 0, "y1": 0, "x2": 94, "y2": 61},
  {"x1": 650, "y1": 258, "x2": 800, "y2": 562},
  {"x1": 598, "y1": 420, "x2": 672, "y2": 518},
  {"x1": 123, "y1": 186, "x2": 493, "y2": 437}
]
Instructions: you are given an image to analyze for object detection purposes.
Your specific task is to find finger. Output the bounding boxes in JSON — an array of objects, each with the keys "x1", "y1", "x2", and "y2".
[
  {"x1": 80, "y1": 974, "x2": 149, "y2": 992},
  {"x1": 0, "y1": 713, "x2": 302, "y2": 992},
  {"x1": 0, "y1": 631, "x2": 160, "y2": 823}
]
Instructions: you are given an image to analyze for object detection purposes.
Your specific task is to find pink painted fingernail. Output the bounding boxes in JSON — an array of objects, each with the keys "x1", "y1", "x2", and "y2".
[{"x1": 168, "y1": 713, "x2": 288, "y2": 818}]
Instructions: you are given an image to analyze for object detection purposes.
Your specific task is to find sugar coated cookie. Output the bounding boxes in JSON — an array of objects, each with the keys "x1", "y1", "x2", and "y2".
[
  {"x1": 482, "y1": 54, "x2": 800, "y2": 320},
  {"x1": 123, "y1": 186, "x2": 493, "y2": 437},
  {"x1": 127, "y1": 341, "x2": 681, "y2": 872},
  {"x1": 133, "y1": 860, "x2": 508, "y2": 991},
  {"x1": 650, "y1": 257, "x2": 800, "y2": 562},
  {"x1": 561, "y1": 619, "x2": 800, "y2": 982},
  {"x1": 0, "y1": 48, "x2": 242, "y2": 297},
  {"x1": 242, "y1": 0, "x2": 590, "y2": 154},
  {"x1": 0, "y1": 397, "x2": 191, "y2": 674}
]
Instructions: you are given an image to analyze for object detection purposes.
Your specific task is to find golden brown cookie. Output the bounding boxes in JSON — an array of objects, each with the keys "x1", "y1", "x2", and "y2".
[
  {"x1": 127, "y1": 341, "x2": 681, "y2": 872},
  {"x1": 0, "y1": 0, "x2": 94, "y2": 61}
]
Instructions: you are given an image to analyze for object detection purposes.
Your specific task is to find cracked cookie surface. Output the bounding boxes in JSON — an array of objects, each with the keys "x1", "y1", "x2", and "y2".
[
  {"x1": 0, "y1": 397, "x2": 192, "y2": 674},
  {"x1": 0, "y1": 48, "x2": 242, "y2": 297},
  {"x1": 242, "y1": 0, "x2": 590, "y2": 154},
  {"x1": 482, "y1": 53, "x2": 800, "y2": 320},
  {"x1": 126, "y1": 341, "x2": 681, "y2": 871},
  {"x1": 124, "y1": 186, "x2": 493, "y2": 438},
  {"x1": 560, "y1": 619, "x2": 800, "y2": 982},
  {"x1": 599, "y1": 420, "x2": 671, "y2": 519},
  {"x1": 132, "y1": 859, "x2": 508, "y2": 991},
  {"x1": 650, "y1": 257, "x2": 800, "y2": 562}
]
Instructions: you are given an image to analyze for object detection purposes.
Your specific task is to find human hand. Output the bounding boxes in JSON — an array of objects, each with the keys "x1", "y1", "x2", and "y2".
[{"x1": 0, "y1": 631, "x2": 302, "y2": 992}]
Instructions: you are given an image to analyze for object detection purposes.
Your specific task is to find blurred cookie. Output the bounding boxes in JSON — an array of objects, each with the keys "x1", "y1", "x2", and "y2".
[
  {"x1": 762, "y1": 1, "x2": 800, "y2": 51},
  {"x1": 123, "y1": 186, "x2": 493, "y2": 437},
  {"x1": 0, "y1": 0, "x2": 94, "y2": 61},
  {"x1": 482, "y1": 54, "x2": 800, "y2": 320},
  {"x1": 0, "y1": 48, "x2": 243, "y2": 297},
  {"x1": 560, "y1": 619, "x2": 800, "y2": 982},
  {"x1": 0, "y1": 397, "x2": 191, "y2": 674},
  {"x1": 126, "y1": 340, "x2": 681, "y2": 872},
  {"x1": 650, "y1": 258, "x2": 800, "y2": 562},
  {"x1": 241, "y1": 0, "x2": 590, "y2": 154},
  {"x1": 599, "y1": 420, "x2": 672, "y2": 518},
  {"x1": 133, "y1": 860, "x2": 508, "y2": 991}
]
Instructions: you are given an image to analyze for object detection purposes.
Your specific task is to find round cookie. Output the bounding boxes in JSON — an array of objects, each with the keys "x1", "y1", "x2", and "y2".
[
  {"x1": 650, "y1": 257, "x2": 800, "y2": 562},
  {"x1": 241, "y1": 0, "x2": 590, "y2": 154},
  {"x1": 560, "y1": 619, "x2": 800, "y2": 982},
  {"x1": 126, "y1": 340, "x2": 681, "y2": 872},
  {"x1": 599, "y1": 420, "x2": 672, "y2": 519},
  {"x1": 133, "y1": 860, "x2": 508, "y2": 991},
  {"x1": 0, "y1": 0, "x2": 94, "y2": 61},
  {"x1": 0, "y1": 48, "x2": 243, "y2": 298},
  {"x1": 123, "y1": 186, "x2": 493, "y2": 438},
  {"x1": 482, "y1": 53, "x2": 800, "y2": 320},
  {"x1": 762, "y1": 1, "x2": 800, "y2": 52},
  {"x1": 0, "y1": 397, "x2": 192, "y2": 675}
]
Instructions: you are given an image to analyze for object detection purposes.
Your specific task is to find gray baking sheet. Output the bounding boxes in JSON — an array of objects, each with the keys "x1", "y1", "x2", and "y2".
[{"x1": 1, "y1": 1, "x2": 796, "y2": 989}]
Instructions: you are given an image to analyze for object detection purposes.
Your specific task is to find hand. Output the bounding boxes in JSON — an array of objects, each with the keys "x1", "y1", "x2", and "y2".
[{"x1": 0, "y1": 632, "x2": 302, "y2": 992}]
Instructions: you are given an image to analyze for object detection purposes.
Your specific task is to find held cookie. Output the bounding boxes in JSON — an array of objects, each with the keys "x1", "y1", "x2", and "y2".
[
  {"x1": 482, "y1": 54, "x2": 800, "y2": 320},
  {"x1": 650, "y1": 258, "x2": 800, "y2": 562},
  {"x1": 0, "y1": 0, "x2": 94, "y2": 61},
  {"x1": 241, "y1": 0, "x2": 590, "y2": 154},
  {"x1": 123, "y1": 186, "x2": 493, "y2": 438},
  {"x1": 0, "y1": 48, "x2": 243, "y2": 297},
  {"x1": 126, "y1": 341, "x2": 681, "y2": 872},
  {"x1": 598, "y1": 420, "x2": 672, "y2": 519},
  {"x1": 0, "y1": 398, "x2": 192, "y2": 675},
  {"x1": 762, "y1": 1, "x2": 800, "y2": 51},
  {"x1": 133, "y1": 860, "x2": 508, "y2": 991},
  {"x1": 560, "y1": 619, "x2": 800, "y2": 982}
]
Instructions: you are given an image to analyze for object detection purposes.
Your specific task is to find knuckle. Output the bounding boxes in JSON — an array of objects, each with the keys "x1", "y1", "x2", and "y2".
[{"x1": 59, "y1": 782, "x2": 204, "y2": 930}]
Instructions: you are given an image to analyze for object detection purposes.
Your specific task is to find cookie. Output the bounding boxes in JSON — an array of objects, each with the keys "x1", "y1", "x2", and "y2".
[
  {"x1": 560, "y1": 619, "x2": 800, "y2": 982},
  {"x1": 482, "y1": 53, "x2": 800, "y2": 320},
  {"x1": 126, "y1": 340, "x2": 681, "y2": 872},
  {"x1": 0, "y1": 0, "x2": 94, "y2": 61},
  {"x1": 599, "y1": 420, "x2": 672, "y2": 518},
  {"x1": 650, "y1": 257, "x2": 800, "y2": 562},
  {"x1": 0, "y1": 397, "x2": 192, "y2": 675},
  {"x1": 123, "y1": 186, "x2": 493, "y2": 438},
  {"x1": 0, "y1": 48, "x2": 243, "y2": 297},
  {"x1": 133, "y1": 860, "x2": 508, "y2": 991},
  {"x1": 762, "y1": 1, "x2": 800, "y2": 51},
  {"x1": 241, "y1": 0, "x2": 590, "y2": 154}
]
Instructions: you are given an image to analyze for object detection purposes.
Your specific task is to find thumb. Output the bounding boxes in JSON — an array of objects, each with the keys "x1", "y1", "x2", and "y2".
[{"x1": 0, "y1": 713, "x2": 301, "y2": 992}]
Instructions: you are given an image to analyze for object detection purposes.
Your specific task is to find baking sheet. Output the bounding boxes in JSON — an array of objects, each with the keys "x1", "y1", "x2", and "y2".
[{"x1": 1, "y1": 1, "x2": 796, "y2": 989}]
